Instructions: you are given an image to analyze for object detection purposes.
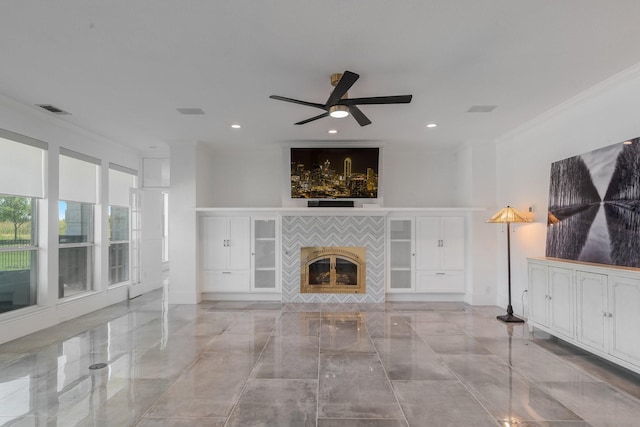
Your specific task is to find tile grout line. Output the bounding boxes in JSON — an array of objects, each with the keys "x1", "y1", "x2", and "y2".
[
  {"x1": 362, "y1": 310, "x2": 412, "y2": 427},
  {"x1": 316, "y1": 309, "x2": 323, "y2": 427},
  {"x1": 403, "y1": 307, "x2": 504, "y2": 426},
  {"x1": 222, "y1": 307, "x2": 280, "y2": 427}
]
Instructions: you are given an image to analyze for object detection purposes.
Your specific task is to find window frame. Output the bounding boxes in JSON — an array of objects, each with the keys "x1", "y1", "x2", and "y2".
[
  {"x1": 58, "y1": 200, "x2": 95, "y2": 298},
  {"x1": 0, "y1": 195, "x2": 39, "y2": 311},
  {"x1": 108, "y1": 204, "x2": 130, "y2": 286}
]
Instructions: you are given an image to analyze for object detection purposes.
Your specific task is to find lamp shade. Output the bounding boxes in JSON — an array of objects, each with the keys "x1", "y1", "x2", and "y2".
[{"x1": 487, "y1": 206, "x2": 532, "y2": 224}]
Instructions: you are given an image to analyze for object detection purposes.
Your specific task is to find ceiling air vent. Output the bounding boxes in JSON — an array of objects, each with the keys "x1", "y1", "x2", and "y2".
[
  {"x1": 36, "y1": 104, "x2": 70, "y2": 115},
  {"x1": 177, "y1": 108, "x2": 205, "y2": 115},
  {"x1": 467, "y1": 105, "x2": 497, "y2": 113}
]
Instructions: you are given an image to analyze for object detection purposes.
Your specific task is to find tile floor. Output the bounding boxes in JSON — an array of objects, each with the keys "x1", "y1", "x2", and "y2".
[{"x1": 1, "y1": 289, "x2": 640, "y2": 426}]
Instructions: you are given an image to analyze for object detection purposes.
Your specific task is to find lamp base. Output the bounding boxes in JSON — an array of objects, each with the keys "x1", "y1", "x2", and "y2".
[
  {"x1": 497, "y1": 304, "x2": 525, "y2": 323},
  {"x1": 497, "y1": 313, "x2": 525, "y2": 323}
]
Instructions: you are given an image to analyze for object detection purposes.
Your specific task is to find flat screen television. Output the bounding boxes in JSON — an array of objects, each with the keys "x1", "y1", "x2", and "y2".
[{"x1": 290, "y1": 147, "x2": 379, "y2": 199}]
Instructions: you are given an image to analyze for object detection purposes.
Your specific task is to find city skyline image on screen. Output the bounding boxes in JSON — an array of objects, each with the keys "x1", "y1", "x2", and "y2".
[{"x1": 290, "y1": 147, "x2": 379, "y2": 199}]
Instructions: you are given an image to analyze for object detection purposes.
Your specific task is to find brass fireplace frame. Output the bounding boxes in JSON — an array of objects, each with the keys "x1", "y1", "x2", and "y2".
[{"x1": 300, "y1": 246, "x2": 366, "y2": 294}]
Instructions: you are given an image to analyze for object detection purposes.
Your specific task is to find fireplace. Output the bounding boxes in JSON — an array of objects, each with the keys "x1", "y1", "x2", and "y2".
[{"x1": 300, "y1": 247, "x2": 366, "y2": 294}]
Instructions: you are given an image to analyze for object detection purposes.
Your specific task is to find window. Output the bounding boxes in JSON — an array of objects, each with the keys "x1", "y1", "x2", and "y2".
[
  {"x1": 108, "y1": 165, "x2": 136, "y2": 286},
  {"x1": 108, "y1": 206, "x2": 129, "y2": 284},
  {"x1": 0, "y1": 130, "x2": 45, "y2": 314},
  {"x1": 0, "y1": 195, "x2": 37, "y2": 313},
  {"x1": 58, "y1": 150, "x2": 99, "y2": 299},
  {"x1": 58, "y1": 201, "x2": 93, "y2": 297}
]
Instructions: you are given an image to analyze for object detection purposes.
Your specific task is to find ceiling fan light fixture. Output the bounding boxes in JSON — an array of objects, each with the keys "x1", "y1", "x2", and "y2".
[{"x1": 329, "y1": 105, "x2": 349, "y2": 119}]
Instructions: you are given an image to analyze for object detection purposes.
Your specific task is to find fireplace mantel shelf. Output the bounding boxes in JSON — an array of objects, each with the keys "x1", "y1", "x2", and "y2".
[{"x1": 196, "y1": 207, "x2": 485, "y2": 216}]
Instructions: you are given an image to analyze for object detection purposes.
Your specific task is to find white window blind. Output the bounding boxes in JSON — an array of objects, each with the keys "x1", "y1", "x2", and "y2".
[
  {"x1": 0, "y1": 132, "x2": 46, "y2": 198},
  {"x1": 59, "y1": 149, "x2": 99, "y2": 204},
  {"x1": 109, "y1": 164, "x2": 136, "y2": 207}
]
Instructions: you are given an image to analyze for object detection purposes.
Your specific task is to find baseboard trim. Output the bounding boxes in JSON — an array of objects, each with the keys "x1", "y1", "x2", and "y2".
[
  {"x1": 385, "y1": 293, "x2": 466, "y2": 302},
  {"x1": 201, "y1": 292, "x2": 282, "y2": 301}
]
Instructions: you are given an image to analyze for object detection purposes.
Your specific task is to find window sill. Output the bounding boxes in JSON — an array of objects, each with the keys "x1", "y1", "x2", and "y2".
[{"x1": 0, "y1": 304, "x2": 52, "y2": 324}]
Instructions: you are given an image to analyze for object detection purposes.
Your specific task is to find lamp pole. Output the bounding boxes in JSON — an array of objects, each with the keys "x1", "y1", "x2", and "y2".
[
  {"x1": 497, "y1": 220, "x2": 524, "y2": 323},
  {"x1": 487, "y1": 205, "x2": 530, "y2": 323}
]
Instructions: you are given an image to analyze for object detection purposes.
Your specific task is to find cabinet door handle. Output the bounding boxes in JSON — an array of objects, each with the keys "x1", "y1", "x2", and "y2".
[
  {"x1": 222, "y1": 271, "x2": 231, "y2": 274},
  {"x1": 608, "y1": 313, "x2": 613, "y2": 318},
  {"x1": 436, "y1": 272, "x2": 445, "y2": 275},
  {"x1": 603, "y1": 312, "x2": 607, "y2": 317}
]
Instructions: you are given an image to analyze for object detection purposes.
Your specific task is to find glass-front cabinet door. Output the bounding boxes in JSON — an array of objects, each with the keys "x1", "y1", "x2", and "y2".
[
  {"x1": 388, "y1": 218, "x2": 415, "y2": 292},
  {"x1": 251, "y1": 217, "x2": 280, "y2": 292}
]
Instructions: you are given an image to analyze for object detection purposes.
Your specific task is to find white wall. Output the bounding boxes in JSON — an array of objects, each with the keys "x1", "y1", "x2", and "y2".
[
  {"x1": 0, "y1": 94, "x2": 141, "y2": 344},
  {"x1": 169, "y1": 141, "x2": 199, "y2": 304},
  {"x1": 194, "y1": 144, "x2": 461, "y2": 208},
  {"x1": 495, "y1": 63, "x2": 640, "y2": 318},
  {"x1": 382, "y1": 147, "x2": 460, "y2": 207},
  {"x1": 198, "y1": 146, "x2": 283, "y2": 207},
  {"x1": 458, "y1": 141, "x2": 499, "y2": 305}
]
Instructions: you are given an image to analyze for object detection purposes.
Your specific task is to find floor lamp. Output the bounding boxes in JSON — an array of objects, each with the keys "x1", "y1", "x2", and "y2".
[{"x1": 487, "y1": 206, "x2": 532, "y2": 323}]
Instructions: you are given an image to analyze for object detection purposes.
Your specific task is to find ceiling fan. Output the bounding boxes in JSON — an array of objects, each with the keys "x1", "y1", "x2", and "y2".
[{"x1": 269, "y1": 70, "x2": 412, "y2": 127}]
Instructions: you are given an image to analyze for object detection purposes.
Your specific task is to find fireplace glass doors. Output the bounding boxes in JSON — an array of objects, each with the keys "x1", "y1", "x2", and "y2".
[{"x1": 300, "y1": 247, "x2": 366, "y2": 294}]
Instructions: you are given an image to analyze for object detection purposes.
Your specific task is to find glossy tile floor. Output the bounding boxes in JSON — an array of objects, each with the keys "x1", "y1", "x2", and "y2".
[{"x1": 2, "y1": 290, "x2": 640, "y2": 426}]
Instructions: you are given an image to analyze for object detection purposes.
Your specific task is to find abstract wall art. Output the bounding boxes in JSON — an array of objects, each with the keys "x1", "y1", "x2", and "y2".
[{"x1": 546, "y1": 138, "x2": 640, "y2": 267}]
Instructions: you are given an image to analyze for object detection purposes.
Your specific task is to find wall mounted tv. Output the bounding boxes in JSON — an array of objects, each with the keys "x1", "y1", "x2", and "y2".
[{"x1": 290, "y1": 147, "x2": 379, "y2": 199}]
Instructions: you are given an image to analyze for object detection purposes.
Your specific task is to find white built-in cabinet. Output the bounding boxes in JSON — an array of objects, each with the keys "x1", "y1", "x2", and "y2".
[
  {"x1": 528, "y1": 257, "x2": 640, "y2": 374},
  {"x1": 200, "y1": 215, "x2": 280, "y2": 294},
  {"x1": 388, "y1": 216, "x2": 465, "y2": 293},
  {"x1": 251, "y1": 217, "x2": 280, "y2": 292}
]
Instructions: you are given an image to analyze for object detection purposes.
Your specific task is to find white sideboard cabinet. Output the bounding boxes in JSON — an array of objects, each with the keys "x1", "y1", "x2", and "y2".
[
  {"x1": 528, "y1": 257, "x2": 640, "y2": 374},
  {"x1": 388, "y1": 215, "x2": 465, "y2": 294}
]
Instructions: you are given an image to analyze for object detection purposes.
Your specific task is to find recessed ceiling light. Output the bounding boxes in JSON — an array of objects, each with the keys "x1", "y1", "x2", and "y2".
[
  {"x1": 231, "y1": 124, "x2": 241, "y2": 129},
  {"x1": 328, "y1": 129, "x2": 338, "y2": 134},
  {"x1": 623, "y1": 140, "x2": 633, "y2": 145},
  {"x1": 426, "y1": 123, "x2": 438, "y2": 128}
]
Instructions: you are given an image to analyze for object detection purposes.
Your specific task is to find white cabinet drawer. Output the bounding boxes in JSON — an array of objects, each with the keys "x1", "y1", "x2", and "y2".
[
  {"x1": 202, "y1": 270, "x2": 250, "y2": 292},
  {"x1": 416, "y1": 271, "x2": 464, "y2": 293}
]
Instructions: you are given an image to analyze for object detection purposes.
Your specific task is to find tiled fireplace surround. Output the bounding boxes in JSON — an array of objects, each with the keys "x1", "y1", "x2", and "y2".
[{"x1": 282, "y1": 215, "x2": 385, "y2": 303}]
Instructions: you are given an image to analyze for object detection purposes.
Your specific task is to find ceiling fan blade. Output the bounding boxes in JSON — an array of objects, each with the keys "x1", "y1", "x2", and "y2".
[
  {"x1": 349, "y1": 106, "x2": 372, "y2": 127},
  {"x1": 269, "y1": 95, "x2": 325, "y2": 110},
  {"x1": 338, "y1": 95, "x2": 413, "y2": 105},
  {"x1": 295, "y1": 112, "x2": 330, "y2": 125},
  {"x1": 325, "y1": 71, "x2": 359, "y2": 107}
]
